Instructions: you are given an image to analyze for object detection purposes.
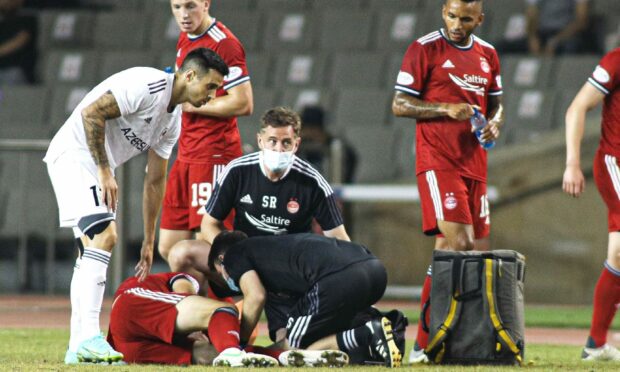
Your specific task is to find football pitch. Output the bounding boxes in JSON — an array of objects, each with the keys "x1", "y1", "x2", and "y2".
[{"x1": 1, "y1": 304, "x2": 620, "y2": 371}]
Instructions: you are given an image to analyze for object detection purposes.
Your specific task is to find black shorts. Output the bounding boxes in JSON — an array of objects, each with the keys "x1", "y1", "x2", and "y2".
[{"x1": 283, "y1": 258, "x2": 387, "y2": 348}]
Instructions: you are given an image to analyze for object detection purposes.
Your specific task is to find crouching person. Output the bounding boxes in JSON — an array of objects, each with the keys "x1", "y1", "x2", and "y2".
[
  {"x1": 208, "y1": 231, "x2": 403, "y2": 367},
  {"x1": 106, "y1": 272, "x2": 277, "y2": 367}
]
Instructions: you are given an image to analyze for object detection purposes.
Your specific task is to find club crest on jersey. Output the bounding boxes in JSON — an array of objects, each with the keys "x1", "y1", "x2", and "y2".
[
  {"x1": 396, "y1": 71, "x2": 414, "y2": 85},
  {"x1": 480, "y1": 57, "x2": 490, "y2": 73},
  {"x1": 444, "y1": 193, "x2": 457, "y2": 210},
  {"x1": 593, "y1": 65, "x2": 610, "y2": 83},
  {"x1": 448, "y1": 73, "x2": 487, "y2": 96},
  {"x1": 287, "y1": 199, "x2": 300, "y2": 214}
]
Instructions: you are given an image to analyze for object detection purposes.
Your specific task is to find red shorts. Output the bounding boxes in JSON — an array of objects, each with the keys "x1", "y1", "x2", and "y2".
[
  {"x1": 161, "y1": 159, "x2": 233, "y2": 230},
  {"x1": 417, "y1": 170, "x2": 490, "y2": 239},
  {"x1": 593, "y1": 150, "x2": 620, "y2": 232},
  {"x1": 107, "y1": 290, "x2": 193, "y2": 365}
]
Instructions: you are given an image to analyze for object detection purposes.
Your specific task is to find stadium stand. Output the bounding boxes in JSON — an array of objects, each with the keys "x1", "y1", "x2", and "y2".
[
  {"x1": 37, "y1": 10, "x2": 94, "y2": 50},
  {"x1": 501, "y1": 55, "x2": 554, "y2": 90},
  {"x1": 255, "y1": 0, "x2": 307, "y2": 11},
  {"x1": 280, "y1": 87, "x2": 334, "y2": 112},
  {"x1": 0, "y1": 86, "x2": 50, "y2": 138},
  {"x1": 272, "y1": 53, "x2": 329, "y2": 88},
  {"x1": 317, "y1": 10, "x2": 373, "y2": 51},
  {"x1": 48, "y1": 85, "x2": 90, "y2": 131},
  {"x1": 333, "y1": 88, "x2": 392, "y2": 131},
  {"x1": 93, "y1": 11, "x2": 148, "y2": 49},
  {"x1": 329, "y1": 52, "x2": 387, "y2": 89},
  {"x1": 373, "y1": 9, "x2": 423, "y2": 52},
  {"x1": 42, "y1": 50, "x2": 100, "y2": 85},
  {"x1": 262, "y1": 10, "x2": 317, "y2": 52},
  {"x1": 97, "y1": 51, "x2": 157, "y2": 81},
  {"x1": 216, "y1": 10, "x2": 262, "y2": 52}
]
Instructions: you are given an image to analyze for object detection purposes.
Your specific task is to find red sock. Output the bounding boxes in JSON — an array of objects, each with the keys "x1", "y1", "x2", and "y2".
[
  {"x1": 416, "y1": 273, "x2": 432, "y2": 349},
  {"x1": 207, "y1": 307, "x2": 241, "y2": 352},
  {"x1": 244, "y1": 345, "x2": 283, "y2": 359},
  {"x1": 590, "y1": 264, "x2": 620, "y2": 347}
]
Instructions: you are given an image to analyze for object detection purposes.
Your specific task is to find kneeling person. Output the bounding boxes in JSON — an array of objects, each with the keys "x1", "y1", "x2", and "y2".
[
  {"x1": 208, "y1": 231, "x2": 403, "y2": 367},
  {"x1": 107, "y1": 272, "x2": 277, "y2": 367}
]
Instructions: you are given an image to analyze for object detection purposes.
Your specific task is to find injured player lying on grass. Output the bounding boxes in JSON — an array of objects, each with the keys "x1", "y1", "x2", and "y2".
[{"x1": 104, "y1": 271, "x2": 348, "y2": 367}]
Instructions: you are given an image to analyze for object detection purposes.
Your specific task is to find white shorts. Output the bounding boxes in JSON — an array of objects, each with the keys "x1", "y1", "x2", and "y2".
[{"x1": 46, "y1": 151, "x2": 116, "y2": 233}]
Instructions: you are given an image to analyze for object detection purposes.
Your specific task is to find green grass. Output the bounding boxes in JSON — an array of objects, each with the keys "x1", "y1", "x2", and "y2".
[
  {"x1": 1, "y1": 329, "x2": 620, "y2": 371},
  {"x1": 384, "y1": 305, "x2": 620, "y2": 329}
]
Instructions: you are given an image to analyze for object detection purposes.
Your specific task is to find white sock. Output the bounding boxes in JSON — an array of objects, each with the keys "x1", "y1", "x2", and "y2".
[
  {"x1": 68, "y1": 257, "x2": 82, "y2": 353},
  {"x1": 79, "y1": 247, "x2": 111, "y2": 340}
]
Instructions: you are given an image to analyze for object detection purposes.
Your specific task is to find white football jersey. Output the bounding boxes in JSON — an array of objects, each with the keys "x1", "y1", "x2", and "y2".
[{"x1": 44, "y1": 67, "x2": 181, "y2": 169}]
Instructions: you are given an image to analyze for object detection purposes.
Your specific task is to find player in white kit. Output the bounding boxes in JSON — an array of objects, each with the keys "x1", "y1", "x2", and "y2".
[{"x1": 43, "y1": 48, "x2": 229, "y2": 364}]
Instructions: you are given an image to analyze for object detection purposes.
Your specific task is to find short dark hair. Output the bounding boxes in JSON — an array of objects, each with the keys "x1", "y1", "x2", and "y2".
[
  {"x1": 446, "y1": 0, "x2": 481, "y2": 3},
  {"x1": 207, "y1": 230, "x2": 249, "y2": 271},
  {"x1": 260, "y1": 106, "x2": 302, "y2": 137},
  {"x1": 179, "y1": 47, "x2": 229, "y2": 77}
]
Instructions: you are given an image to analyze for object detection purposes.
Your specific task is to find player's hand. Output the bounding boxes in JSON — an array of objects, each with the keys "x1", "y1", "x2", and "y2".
[
  {"x1": 476, "y1": 120, "x2": 501, "y2": 142},
  {"x1": 562, "y1": 165, "x2": 585, "y2": 197},
  {"x1": 135, "y1": 241, "x2": 154, "y2": 282},
  {"x1": 181, "y1": 102, "x2": 196, "y2": 113},
  {"x1": 446, "y1": 103, "x2": 480, "y2": 121},
  {"x1": 97, "y1": 167, "x2": 118, "y2": 212}
]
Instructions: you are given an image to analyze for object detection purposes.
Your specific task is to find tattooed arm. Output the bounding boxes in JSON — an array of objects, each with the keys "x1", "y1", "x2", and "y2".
[
  {"x1": 391, "y1": 91, "x2": 479, "y2": 121},
  {"x1": 81, "y1": 90, "x2": 122, "y2": 212}
]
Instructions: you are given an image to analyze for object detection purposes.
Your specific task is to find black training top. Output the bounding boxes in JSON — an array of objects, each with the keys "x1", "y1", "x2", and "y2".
[
  {"x1": 223, "y1": 233, "x2": 376, "y2": 295},
  {"x1": 204, "y1": 152, "x2": 343, "y2": 236}
]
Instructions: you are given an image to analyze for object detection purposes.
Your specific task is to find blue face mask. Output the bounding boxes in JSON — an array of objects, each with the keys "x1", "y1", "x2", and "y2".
[
  {"x1": 221, "y1": 264, "x2": 240, "y2": 292},
  {"x1": 225, "y1": 276, "x2": 240, "y2": 292}
]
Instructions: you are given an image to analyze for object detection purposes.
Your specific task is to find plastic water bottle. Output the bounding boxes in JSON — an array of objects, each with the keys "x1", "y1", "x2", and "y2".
[{"x1": 471, "y1": 108, "x2": 495, "y2": 150}]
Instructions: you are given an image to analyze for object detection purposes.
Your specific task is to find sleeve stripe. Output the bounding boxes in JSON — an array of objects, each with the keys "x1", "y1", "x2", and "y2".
[
  {"x1": 223, "y1": 76, "x2": 251, "y2": 90},
  {"x1": 395, "y1": 85, "x2": 421, "y2": 96},
  {"x1": 588, "y1": 78, "x2": 609, "y2": 95}
]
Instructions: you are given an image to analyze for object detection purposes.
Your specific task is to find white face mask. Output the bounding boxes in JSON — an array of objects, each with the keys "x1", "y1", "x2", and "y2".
[{"x1": 263, "y1": 148, "x2": 294, "y2": 173}]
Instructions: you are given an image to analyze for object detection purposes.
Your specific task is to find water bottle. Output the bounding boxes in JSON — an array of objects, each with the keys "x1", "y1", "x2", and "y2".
[{"x1": 471, "y1": 108, "x2": 495, "y2": 150}]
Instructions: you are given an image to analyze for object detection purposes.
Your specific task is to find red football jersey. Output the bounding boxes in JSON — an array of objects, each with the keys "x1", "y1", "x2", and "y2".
[
  {"x1": 113, "y1": 272, "x2": 198, "y2": 298},
  {"x1": 176, "y1": 20, "x2": 249, "y2": 163},
  {"x1": 395, "y1": 29, "x2": 502, "y2": 181},
  {"x1": 588, "y1": 48, "x2": 620, "y2": 158}
]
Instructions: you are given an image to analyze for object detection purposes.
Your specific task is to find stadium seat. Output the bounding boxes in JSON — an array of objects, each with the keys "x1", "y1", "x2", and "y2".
[
  {"x1": 210, "y1": 0, "x2": 252, "y2": 12},
  {"x1": 342, "y1": 124, "x2": 398, "y2": 182},
  {"x1": 272, "y1": 53, "x2": 329, "y2": 88},
  {"x1": 0, "y1": 86, "x2": 50, "y2": 139},
  {"x1": 372, "y1": 10, "x2": 422, "y2": 52},
  {"x1": 592, "y1": 0, "x2": 620, "y2": 15},
  {"x1": 48, "y1": 85, "x2": 91, "y2": 131},
  {"x1": 552, "y1": 55, "x2": 600, "y2": 95},
  {"x1": 93, "y1": 11, "x2": 148, "y2": 49},
  {"x1": 42, "y1": 50, "x2": 100, "y2": 86},
  {"x1": 237, "y1": 88, "x2": 279, "y2": 153},
  {"x1": 97, "y1": 51, "x2": 157, "y2": 82},
  {"x1": 37, "y1": 10, "x2": 94, "y2": 51},
  {"x1": 245, "y1": 53, "x2": 272, "y2": 88},
  {"x1": 255, "y1": 0, "x2": 308, "y2": 11},
  {"x1": 317, "y1": 10, "x2": 373, "y2": 51},
  {"x1": 385, "y1": 52, "x2": 407, "y2": 88},
  {"x1": 504, "y1": 88, "x2": 558, "y2": 144},
  {"x1": 391, "y1": 119, "x2": 416, "y2": 179},
  {"x1": 501, "y1": 55, "x2": 554, "y2": 89},
  {"x1": 261, "y1": 11, "x2": 317, "y2": 52},
  {"x1": 280, "y1": 88, "x2": 335, "y2": 113},
  {"x1": 333, "y1": 88, "x2": 392, "y2": 131},
  {"x1": 215, "y1": 11, "x2": 263, "y2": 52},
  {"x1": 483, "y1": 1, "x2": 526, "y2": 42},
  {"x1": 368, "y1": 0, "x2": 423, "y2": 10},
  {"x1": 310, "y1": 0, "x2": 365, "y2": 10},
  {"x1": 147, "y1": 6, "x2": 180, "y2": 54},
  {"x1": 329, "y1": 52, "x2": 387, "y2": 88}
]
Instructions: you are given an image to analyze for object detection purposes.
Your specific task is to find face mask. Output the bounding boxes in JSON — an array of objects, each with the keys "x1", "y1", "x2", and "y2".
[
  {"x1": 263, "y1": 148, "x2": 294, "y2": 173},
  {"x1": 224, "y1": 276, "x2": 240, "y2": 292}
]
